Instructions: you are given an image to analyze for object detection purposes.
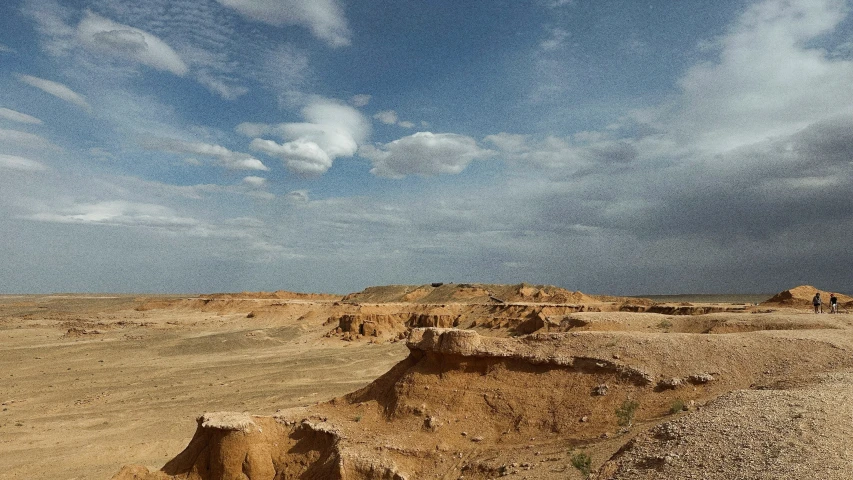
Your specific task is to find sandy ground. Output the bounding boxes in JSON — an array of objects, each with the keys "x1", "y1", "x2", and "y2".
[
  {"x1": 3, "y1": 287, "x2": 853, "y2": 480},
  {"x1": 0, "y1": 295, "x2": 407, "y2": 480}
]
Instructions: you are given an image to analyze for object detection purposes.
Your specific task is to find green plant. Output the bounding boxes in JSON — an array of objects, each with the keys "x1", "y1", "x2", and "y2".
[
  {"x1": 570, "y1": 451, "x2": 592, "y2": 477},
  {"x1": 669, "y1": 398, "x2": 685, "y2": 414},
  {"x1": 657, "y1": 319, "x2": 673, "y2": 330},
  {"x1": 616, "y1": 399, "x2": 639, "y2": 427},
  {"x1": 353, "y1": 415, "x2": 362, "y2": 422}
]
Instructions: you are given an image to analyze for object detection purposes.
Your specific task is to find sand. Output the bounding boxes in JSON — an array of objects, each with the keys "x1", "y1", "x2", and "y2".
[
  {"x1": 1, "y1": 284, "x2": 851, "y2": 479},
  {"x1": 0, "y1": 294, "x2": 406, "y2": 479}
]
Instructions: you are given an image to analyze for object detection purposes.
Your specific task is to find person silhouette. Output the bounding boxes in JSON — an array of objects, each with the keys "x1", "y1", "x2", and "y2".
[{"x1": 812, "y1": 292, "x2": 822, "y2": 314}]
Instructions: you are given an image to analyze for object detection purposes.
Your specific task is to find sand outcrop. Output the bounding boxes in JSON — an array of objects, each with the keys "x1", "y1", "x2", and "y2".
[{"x1": 112, "y1": 322, "x2": 853, "y2": 480}]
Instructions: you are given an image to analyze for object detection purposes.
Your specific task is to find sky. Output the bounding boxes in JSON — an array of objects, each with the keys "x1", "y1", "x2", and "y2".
[{"x1": 1, "y1": 0, "x2": 852, "y2": 295}]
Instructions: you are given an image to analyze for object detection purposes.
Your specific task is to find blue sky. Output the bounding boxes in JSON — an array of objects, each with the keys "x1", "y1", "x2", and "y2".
[{"x1": 1, "y1": 0, "x2": 852, "y2": 295}]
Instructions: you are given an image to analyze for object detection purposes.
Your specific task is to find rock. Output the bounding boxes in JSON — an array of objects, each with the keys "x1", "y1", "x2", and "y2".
[
  {"x1": 593, "y1": 384, "x2": 609, "y2": 396},
  {"x1": 424, "y1": 416, "x2": 441, "y2": 431},
  {"x1": 658, "y1": 377, "x2": 684, "y2": 389},
  {"x1": 688, "y1": 373, "x2": 715, "y2": 384}
]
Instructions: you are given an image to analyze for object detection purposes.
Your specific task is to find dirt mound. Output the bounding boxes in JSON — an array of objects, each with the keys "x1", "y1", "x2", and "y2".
[
  {"x1": 763, "y1": 285, "x2": 852, "y2": 308},
  {"x1": 341, "y1": 283, "x2": 608, "y2": 305}
]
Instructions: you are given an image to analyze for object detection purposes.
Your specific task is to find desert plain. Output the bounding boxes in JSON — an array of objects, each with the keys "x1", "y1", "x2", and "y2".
[{"x1": 1, "y1": 283, "x2": 853, "y2": 479}]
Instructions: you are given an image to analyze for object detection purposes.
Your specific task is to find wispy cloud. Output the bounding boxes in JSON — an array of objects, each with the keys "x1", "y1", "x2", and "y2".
[
  {"x1": 0, "y1": 43, "x2": 15, "y2": 53},
  {"x1": 373, "y1": 110, "x2": 416, "y2": 128},
  {"x1": 0, "y1": 108, "x2": 43, "y2": 125},
  {"x1": 0, "y1": 128, "x2": 61, "y2": 151},
  {"x1": 17, "y1": 74, "x2": 91, "y2": 111},
  {"x1": 539, "y1": 27, "x2": 569, "y2": 51},
  {"x1": 28, "y1": 200, "x2": 198, "y2": 227},
  {"x1": 216, "y1": 0, "x2": 351, "y2": 47},
  {"x1": 350, "y1": 94, "x2": 371, "y2": 107},
  {"x1": 0, "y1": 154, "x2": 49, "y2": 172},
  {"x1": 142, "y1": 138, "x2": 269, "y2": 171},
  {"x1": 374, "y1": 110, "x2": 398, "y2": 125}
]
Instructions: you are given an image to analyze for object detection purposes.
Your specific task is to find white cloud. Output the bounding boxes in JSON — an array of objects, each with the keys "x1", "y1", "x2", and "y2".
[
  {"x1": 216, "y1": 0, "x2": 351, "y2": 47},
  {"x1": 362, "y1": 132, "x2": 492, "y2": 178},
  {"x1": 373, "y1": 109, "x2": 416, "y2": 128},
  {"x1": 483, "y1": 132, "x2": 530, "y2": 154},
  {"x1": 76, "y1": 12, "x2": 189, "y2": 76},
  {"x1": 0, "y1": 128, "x2": 60, "y2": 151},
  {"x1": 144, "y1": 138, "x2": 269, "y2": 171},
  {"x1": 374, "y1": 110, "x2": 398, "y2": 125},
  {"x1": 285, "y1": 190, "x2": 309, "y2": 203},
  {"x1": 642, "y1": 0, "x2": 853, "y2": 154},
  {"x1": 250, "y1": 138, "x2": 331, "y2": 175},
  {"x1": 539, "y1": 27, "x2": 569, "y2": 51},
  {"x1": 485, "y1": 133, "x2": 584, "y2": 170},
  {"x1": 17, "y1": 74, "x2": 91, "y2": 111},
  {"x1": 0, "y1": 154, "x2": 49, "y2": 172},
  {"x1": 242, "y1": 176, "x2": 267, "y2": 187},
  {"x1": 0, "y1": 43, "x2": 14, "y2": 53},
  {"x1": 28, "y1": 200, "x2": 199, "y2": 228},
  {"x1": 88, "y1": 147, "x2": 115, "y2": 161},
  {"x1": 0, "y1": 108, "x2": 43, "y2": 125},
  {"x1": 545, "y1": 0, "x2": 575, "y2": 7},
  {"x1": 241, "y1": 97, "x2": 370, "y2": 176},
  {"x1": 350, "y1": 94, "x2": 371, "y2": 107},
  {"x1": 195, "y1": 71, "x2": 249, "y2": 100}
]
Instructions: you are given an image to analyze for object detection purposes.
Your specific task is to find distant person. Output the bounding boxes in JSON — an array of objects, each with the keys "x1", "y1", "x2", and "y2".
[
  {"x1": 830, "y1": 293, "x2": 838, "y2": 314},
  {"x1": 813, "y1": 292, "x2": 822, "y2": 314}
]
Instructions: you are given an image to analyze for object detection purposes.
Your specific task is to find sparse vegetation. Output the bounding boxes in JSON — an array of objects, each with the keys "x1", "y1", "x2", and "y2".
[
  {"x1": 669, "y1": 398, "x2": 685, "y2": 414},
  {"x1": 570, "y1": 451, "x2": 592, "y2": 477},
  {"x1": 616, "y1": 399, "x2": 640, "y2": 427},
  {"x1": 353, "y1": 415, "x2": 362, "y2": 422},
  {"x1": 657, "y1": 319, "x2": 673, "y2": 330}
]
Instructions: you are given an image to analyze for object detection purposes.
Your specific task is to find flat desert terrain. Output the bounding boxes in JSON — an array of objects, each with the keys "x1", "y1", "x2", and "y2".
[{"x1": 1, "y1": 284, "x2": 852, "y2": 479}]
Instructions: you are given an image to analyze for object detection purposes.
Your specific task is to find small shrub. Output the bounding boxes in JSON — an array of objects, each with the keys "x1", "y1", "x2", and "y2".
[
  {"x1": 353, "y1": 415, "x2": 362, "y2": 422},
  {"x1": 616, "y1": 399, "x2": 639, "y2": 427},
  {"x1": 669, "y1": 398, "x2": 685, "y2": 414},
  {"x1": 570, "y1": 451, "x2": 592, "y2": 477},
  {"x1": 657, "y1": 319, "x2": 673, "y2": 330}
]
